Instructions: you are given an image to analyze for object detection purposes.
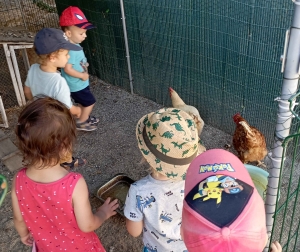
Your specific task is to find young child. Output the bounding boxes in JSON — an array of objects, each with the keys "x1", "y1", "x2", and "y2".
[
  {"x1": 59, "y1": 6, "x2": 99, "y2": 131},
  {"x1": 181, "y1": 149, "x2": 281, "y2": 252},
  {"x1": 11, "y1": 97, "x2": 118, "y2": 251},
  {"x1": 124, "y1": 108, "x2": 205, "y2": 252},
  {"x1": 24, "y1": 27, "x2": 87, "y2": 169}
]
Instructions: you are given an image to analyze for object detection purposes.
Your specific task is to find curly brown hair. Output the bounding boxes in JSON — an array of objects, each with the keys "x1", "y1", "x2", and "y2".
[
  {"x1": 33, "y1": 46, "x2": 65, "y2": 65},
  {"x1": 16, "y1": 96, "x2": 76, "y2": 169}
]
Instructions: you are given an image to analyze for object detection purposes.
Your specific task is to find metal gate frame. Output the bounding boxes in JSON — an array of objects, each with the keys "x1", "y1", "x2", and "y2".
[
  {"x1": 2, "y1": 42, "x2": 33, "y2": 107},
  {"x1": 0, "y1": 96, "x2": 8, "y2": 128},
  {"x1": 267, "y1": 91, "x2": 300, "y2": 251}
]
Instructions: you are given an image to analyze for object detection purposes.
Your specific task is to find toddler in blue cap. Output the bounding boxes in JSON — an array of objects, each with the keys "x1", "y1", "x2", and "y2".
[{"x1": 24, "y1": 28, "x2": 86, "y2": 170}]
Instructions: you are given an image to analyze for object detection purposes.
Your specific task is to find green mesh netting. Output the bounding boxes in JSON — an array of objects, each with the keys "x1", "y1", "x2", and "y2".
[{"x1": 55, "y1": 0, "x2": 293, "y2": 145}]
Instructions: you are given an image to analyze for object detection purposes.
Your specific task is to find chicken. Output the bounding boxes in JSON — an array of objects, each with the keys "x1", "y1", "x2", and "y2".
[
  {"x1": 232, "y1": 113, "x2": 267, "y2": 167},
  {"x1": 169, "y1": 87, "x2": 204, "y2": 137}
]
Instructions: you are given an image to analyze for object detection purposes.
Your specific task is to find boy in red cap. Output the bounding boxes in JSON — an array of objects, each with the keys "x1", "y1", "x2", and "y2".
[{"x1": 59, "y1": 6, "x2": 98, "y2": 131}]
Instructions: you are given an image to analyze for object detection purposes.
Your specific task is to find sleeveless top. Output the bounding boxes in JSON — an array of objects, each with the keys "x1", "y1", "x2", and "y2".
[{"x1": 15, "y1": 168, "x2": 105, "y2": 252}]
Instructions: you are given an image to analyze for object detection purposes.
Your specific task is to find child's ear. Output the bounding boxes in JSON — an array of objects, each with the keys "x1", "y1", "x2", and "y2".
[
  {"x1": 49, "y1": 53, "x2": 56, "y2": 62},
  {"x1": 65, "y1": 30, "x2": 72, "y2": 38}
]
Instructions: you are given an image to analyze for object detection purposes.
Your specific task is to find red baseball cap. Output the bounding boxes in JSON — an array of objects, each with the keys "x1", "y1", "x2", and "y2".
[
  {"x1": 182, "y1": 149, "x2": 267, "y2": 252},
  {"x1": 59, "y1": 6, "x2": 95, "y2": 30}
]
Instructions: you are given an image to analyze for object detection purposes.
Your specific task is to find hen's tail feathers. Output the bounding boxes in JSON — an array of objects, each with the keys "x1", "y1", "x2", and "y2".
[{"x1": 239, "y1": 121, "x2": 255, "y2": 137}]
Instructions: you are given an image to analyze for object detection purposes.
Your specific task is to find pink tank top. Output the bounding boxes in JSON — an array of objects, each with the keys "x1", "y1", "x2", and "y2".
[{"x1": 15, "y1": 168, "x2": 105, "y2": 252}]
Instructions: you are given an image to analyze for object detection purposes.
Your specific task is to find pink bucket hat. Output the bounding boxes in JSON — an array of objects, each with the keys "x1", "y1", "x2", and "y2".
[{"x1": 182, "y1": 149, "x2": 267, "y2": 252}]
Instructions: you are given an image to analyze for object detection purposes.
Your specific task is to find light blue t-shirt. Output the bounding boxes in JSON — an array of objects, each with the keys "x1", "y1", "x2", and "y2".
[
  {"x1": 25, "y1": 64, "x2": 72, "y2": 109},
  {"x1": 61, "y1": 44, "x2": 89, "y2": 92}
]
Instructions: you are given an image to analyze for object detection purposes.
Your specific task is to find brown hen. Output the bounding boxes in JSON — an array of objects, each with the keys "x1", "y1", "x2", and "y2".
[{"x1": 232, "y1": 113, "x2": 267, "y2": 167}]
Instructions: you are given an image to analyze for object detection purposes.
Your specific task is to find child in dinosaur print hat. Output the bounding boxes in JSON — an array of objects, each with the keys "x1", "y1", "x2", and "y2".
[{"x1": 124, "y1": 107, "x2": 206, "y2": 252}]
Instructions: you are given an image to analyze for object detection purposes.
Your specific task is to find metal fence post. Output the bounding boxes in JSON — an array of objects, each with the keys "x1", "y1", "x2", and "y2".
[
  {"x1": 120, "y1": 0, "x2": 134, "y2": 95},
  {"x1": 264, "y1": 0, "x2": 300, "y2": 250}
]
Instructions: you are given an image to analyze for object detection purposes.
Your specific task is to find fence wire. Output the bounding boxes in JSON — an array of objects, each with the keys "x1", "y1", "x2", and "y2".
[
  {"x1": 0, "y1": 45, "x2": 19, "y2": 109},
  {"x1": 55, "y1": 1, "x2": 299, "y2": 249},
  {"x1": 0, "y1": 0, "x2": 26, "y2": 29},
  {"x1": 1, "y1": 0, "x2": 299, "y2": 250},
  {"x1": 0, "y1": 0, "x2": 59, "y2": 32},
  {"x1": 56, "y1": 0, "x2": 294, "y2": 146},
  {"x1": 269, "y1": 133, "x2": 300, "y2": 251},
  {"x1": 56, "y1": 0, "x2": 129, "y2": 91}
]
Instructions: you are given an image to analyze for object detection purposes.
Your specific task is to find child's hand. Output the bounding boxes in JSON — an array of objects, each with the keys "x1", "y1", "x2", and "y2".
[
  {"x1": 81, "y1": 72, "x2": 89, "y2": 81},
  {"x1": 270, "y1": 241, "x2": 282, "y2": 252},
  {"x1": 20, "y1": 232, "x2": 34, "y2": 246},
  {"x1": 96, "y1": 197, "x2": 119, "y2": 221}
]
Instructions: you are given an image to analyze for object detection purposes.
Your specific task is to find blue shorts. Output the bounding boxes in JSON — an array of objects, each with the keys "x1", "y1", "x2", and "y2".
[{"x1": 71, "y1": 86, "x2": 96, "y2": 107}]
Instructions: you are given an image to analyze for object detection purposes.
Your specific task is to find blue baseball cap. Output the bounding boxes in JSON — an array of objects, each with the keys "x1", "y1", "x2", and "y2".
[{"x1": 34, "y1": 28, "x2": 82, "y2": 55}]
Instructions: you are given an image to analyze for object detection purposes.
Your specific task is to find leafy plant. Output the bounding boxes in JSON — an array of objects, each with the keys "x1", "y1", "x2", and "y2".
[{"x1": 33, "y1": 0, "x2": 56, "y2": 13}]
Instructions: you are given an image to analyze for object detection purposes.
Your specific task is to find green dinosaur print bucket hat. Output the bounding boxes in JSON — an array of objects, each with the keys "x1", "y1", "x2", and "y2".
[{"x1": 136, "y1": 107, "x2": 204, "y2": 181}]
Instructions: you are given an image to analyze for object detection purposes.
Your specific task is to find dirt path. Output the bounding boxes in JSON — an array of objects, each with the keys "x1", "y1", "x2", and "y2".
[{"x1": 0, "y1": 79, "x2": 233, "y2": 252}]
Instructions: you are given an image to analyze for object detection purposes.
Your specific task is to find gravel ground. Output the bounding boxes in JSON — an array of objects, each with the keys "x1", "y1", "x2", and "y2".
[{"x1": 0, "y1": 78, "x2": 237, "y2": 252}]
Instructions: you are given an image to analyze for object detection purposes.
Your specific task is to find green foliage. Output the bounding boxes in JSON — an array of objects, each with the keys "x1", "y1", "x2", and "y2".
[{"x1": 33, "y1": 0, "x2": 56, "y2": 13}]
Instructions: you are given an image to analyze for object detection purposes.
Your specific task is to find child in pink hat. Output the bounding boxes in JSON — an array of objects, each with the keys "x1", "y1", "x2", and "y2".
[{"x1": 181, "y1": 149, "x2": 281, "y2": 252}]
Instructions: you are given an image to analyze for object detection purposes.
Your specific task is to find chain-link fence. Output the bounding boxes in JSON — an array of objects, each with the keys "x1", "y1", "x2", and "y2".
[
  {"x1": 0, "y1": 0, "x2": 299, "y2": 249},
  {"x1": 268, "y1": 92, "x2": 300, "y2": 251},
  {"x1": 0, "y1": 0, "x2": 59, "y2": 116},
  {"x1": 56, "y1": 0, "x2": 294, "y2": 146},
  {"x1": 0, "y1": 0, "x2": 59, "y2": 32},
  {"x1": 0, "y1": 0, "x2": 26, "y2": 29},
  {"x1": 0, "y1": 43, "x2": 40, "y2": 123},
  {"x1": 0, "y1": 45, "x2": 20, "y2": 109},
  {"x1": 54, "y1": 1, "x2": 299, "y2": 250}
]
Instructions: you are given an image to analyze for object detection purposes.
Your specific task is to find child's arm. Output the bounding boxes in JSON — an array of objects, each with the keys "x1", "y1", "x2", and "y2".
[
  {"x1": 23, "y1": 86, "x2": 33, "y2": 101},
  {"x1": 72, "y1": 177, "x2": 119, "y2": 233},
  {"x1": 123, "y1": 184, "x2": 144, "y2": 237},
  {"x1": 11, "y1": 175, "x2": 34, "y2": 246},
  {"x1": 64, "y1": 63, "x2": 89, "y2": 81},
  {"x1": 126, "y1": 219, "x2": 143, "y2": 237},
  {"x1": 270, "y1": 241, "x2": 282, "y2": 252}
]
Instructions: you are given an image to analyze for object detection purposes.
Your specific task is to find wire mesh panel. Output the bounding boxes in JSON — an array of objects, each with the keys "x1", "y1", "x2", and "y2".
[
  {"x1": 0, "y1": 0, "x2": 59, "y2": 32},
  {"x1": 12, "y1": 47, "x2": 32, "y2": 92},
  {"x1": 56, "y1": 0, "x2": 129, "y2": 91},
  {"x1": 21, "y1": 0, "x2": 59, "y2": 32},
  {"x1": 123, "y1": 0, "x2": 294, "y2": 145},
  {"x1": 0, "y1": 0, "x2": 26, "y2": 29},
  {"x1": 269, "y1": 134, "x2": 300, "y2": 251},
  {"x1": 266, "y1": 92, "x2": 300, "y2": 251},
  {"x1": 55, "y1": 0, "x2": 294, "y2": 146},
  {"x1": 0, "y1": 45, "x2": 19, "y2": 109}
]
